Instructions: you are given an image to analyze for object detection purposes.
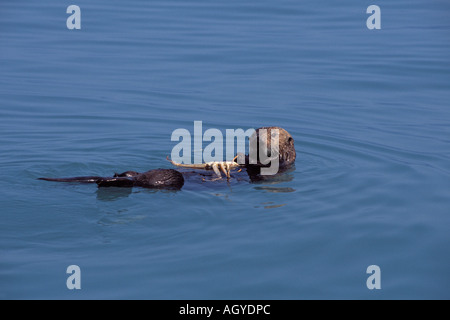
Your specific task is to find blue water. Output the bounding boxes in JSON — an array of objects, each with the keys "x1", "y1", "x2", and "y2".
[{"x1": 1, "y1": 0, "x2": 449, "y2": 299}]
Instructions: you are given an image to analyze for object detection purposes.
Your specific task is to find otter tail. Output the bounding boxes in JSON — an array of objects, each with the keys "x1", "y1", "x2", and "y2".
[
  {"x1": 38, "y1": 176, "x2": 104, "y2": 183},
  {"x1": 39, "y1": 176, "x2": 137, "y2": 188}
]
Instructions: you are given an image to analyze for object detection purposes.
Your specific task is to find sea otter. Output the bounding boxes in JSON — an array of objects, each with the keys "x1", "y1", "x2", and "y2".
[{"x1": 38, "y1": 126, "x2": 296, "y2": 189}]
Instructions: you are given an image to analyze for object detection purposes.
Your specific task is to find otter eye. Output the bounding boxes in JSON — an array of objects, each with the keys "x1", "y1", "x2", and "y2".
[{"x1": 288, "y1": 137, "x2": 293, "y2": 142}]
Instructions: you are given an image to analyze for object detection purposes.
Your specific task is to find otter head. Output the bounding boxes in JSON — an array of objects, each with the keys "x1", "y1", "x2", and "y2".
[{"x1": 247, "y1": 126, "x2": 296, "y2": 176}]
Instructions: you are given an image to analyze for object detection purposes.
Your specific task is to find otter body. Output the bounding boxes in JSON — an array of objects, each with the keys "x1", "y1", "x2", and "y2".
[
  {"x1": 39, "y1": 126, "x2": 296, "y2": 190},
  {"x1": 39, "y1": 169, "x2": 184, "y2": 190}
]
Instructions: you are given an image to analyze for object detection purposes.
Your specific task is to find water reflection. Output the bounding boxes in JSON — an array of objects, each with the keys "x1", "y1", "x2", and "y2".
[
  {"x1": 96, "y1": 187, "x2": 181, "y2": 201},
  {"x1": 96, "y1": 208, "x2": 147, "y2": 228},
  {"x1": 96, "y1": 187, "x2": 133, "y2": 201},
  {"x1": 254, "y1": 202, "x2": 287, "y2": 209},
  {"x1": 251, "y1": 166, "x2": 295, "y2": 208},
  {"x1": 253, "y1": 186, "x2": 295, "y2": 193}
]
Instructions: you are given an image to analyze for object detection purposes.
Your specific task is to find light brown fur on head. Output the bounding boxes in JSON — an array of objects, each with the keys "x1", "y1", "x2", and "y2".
[{"x1": 249, "y1": 126, "x2": 296, "y2": 168}]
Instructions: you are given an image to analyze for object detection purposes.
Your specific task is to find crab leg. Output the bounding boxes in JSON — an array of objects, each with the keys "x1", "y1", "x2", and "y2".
[
  {"x1": 166, "y1": 156, "x2": 207, "y2": 169},
  {"x1": 167, "y1": 155, "x2": 241, "y2": 180},
  {"x1": 211, "y1": 163, "x2": 222, "y2": 178},
  {"x1": 219, "y1": 162, "x2": 229, "y2": 178},
  {"x1": 226, "y1": 163, "x2": 232, "y2": 178}
]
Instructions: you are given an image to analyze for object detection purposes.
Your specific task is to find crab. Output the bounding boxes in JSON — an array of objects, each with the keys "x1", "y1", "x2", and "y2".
[{"x1": 167, "y1": 155, "x2": 242, "y2": 179}]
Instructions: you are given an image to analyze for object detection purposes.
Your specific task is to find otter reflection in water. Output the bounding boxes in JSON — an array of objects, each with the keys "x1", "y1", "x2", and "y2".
[{"x1": 39, "y1": 126, "x2": 296, "y2": 190}]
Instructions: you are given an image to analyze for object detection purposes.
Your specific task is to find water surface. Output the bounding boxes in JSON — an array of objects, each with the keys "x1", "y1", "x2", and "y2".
[{"x1": 1, "y1": 0, "x2": 449, "y2": 299}]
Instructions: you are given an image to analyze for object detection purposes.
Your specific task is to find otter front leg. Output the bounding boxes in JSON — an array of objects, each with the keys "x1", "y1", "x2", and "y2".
[{"x1": 114, "y1": 171, "x2": 140, "y2": 178}]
